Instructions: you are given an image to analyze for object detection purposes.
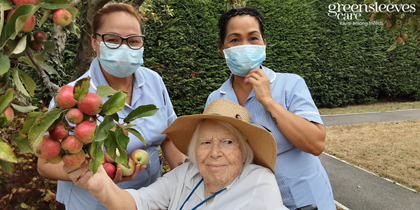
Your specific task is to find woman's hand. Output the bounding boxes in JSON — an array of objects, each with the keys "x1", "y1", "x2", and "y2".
[
  {"x1": 244, "y1": 69, "x2": 273, "y2": 106},
  {"x1": 113, "y1": 164, "x2": 147, "y2": 184}
]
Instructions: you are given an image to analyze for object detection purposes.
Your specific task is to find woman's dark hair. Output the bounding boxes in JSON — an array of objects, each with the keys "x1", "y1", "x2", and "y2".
[{"x1": 218, "y1": 7, "x2": 265, "y2": 46}]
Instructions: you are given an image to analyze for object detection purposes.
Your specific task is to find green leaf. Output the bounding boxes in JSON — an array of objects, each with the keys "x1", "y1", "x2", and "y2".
[
  {"x1": 41, "y1": 0, "x2": 70, "y2": 10},
  {"x1": 0, "y1": 53, "x2": 10, "y2": 75},
  {"x1": 0, "y1": 9, "x2": 4, "y2": 37},
  {"x1": 109, "y1": 113, "x2": 119, "y2": 121},
  {"x1": 104, "y1": 132, "x2": 128, "y2": 166},
  {"x1": 0, "y1": 160, "x2": 14, "y2": 175},
  {"x1": 28, "y1": 109, "x2": 66, "y2": 146},
  {"x1": 39, "y1": 62, "x2": 59, "y2": 76},
  {"x1": 101, "y1": 91, "x2": 127, "y2": 116},
  {"x1": 11, "y1": 103, "x2": 38, "y2": 113},
  {"x1": 96, "y1": 85, "x2": 117, "y2": 98},
  {"x1": 0, "y1": 140, "x2": 17, "y2": 163},
  {"x1": 0, "y1": 71, "x2": 9, "y2": 88},
  {"x1": 0, "y1": 0, "x2": 12, "y2": 11},
  {"x1": 18, "y1": 69, "x2": 36, "y2": 97},
  {"x1": 64, "y1": 21, "x2": 80, "y2": 38},
  {"x1": 10, "y1": 133, "x2": 33, "y2": 154},
  {"x1": 38, "y1": 9, "x2": 53, "y2": 27},
  {"x1": 125, "y1": 128, "x2": 146, "y2": 147},
  {"x1": 73, "y1": 77, "x2": 90, "y2": 103},
  {"x1": 12, "y1": 68, "x2": 30, "y2": 98},
  {"x1": 124, "y1": 104, "x2": 159, "y2": 123},
  {"x1": 22, "y1": 112, "x2": 42, "y2": 134},
  {"x1": 90, "y1": 140, "x2": 104, "y2": 175},
  {"x1": 11, "y1": 34, "x2": 27, "y2": 55},
  {"x1": 66, "y1": 7, "x2": 78, "y2": 18},
  {"x1": 34, "y1": 41, "x2": 55, "y2": 62},
  {"x1": 387, "y1": 42, "x2": 397, "y2": 52},
  {"x1": 115, "y1": 127, "x2": 129, "y2": 150},
  {"x1": 0, "y1": 88, "x2": 14, "y2": 113},
  {"x1": 95, "y1": 116, "x2": 115, "y2": 142}
]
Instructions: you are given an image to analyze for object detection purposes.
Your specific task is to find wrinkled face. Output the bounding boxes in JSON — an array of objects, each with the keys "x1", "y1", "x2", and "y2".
[
  {"x1": 91, "y1": 12, "x2": 142, "y2": 59},
  {"x1": 222, "y1": 15, "x2": 265, "y2": 50},
  {"x1": 196, "y1": 120, "x2": 245, "y2": 187}
]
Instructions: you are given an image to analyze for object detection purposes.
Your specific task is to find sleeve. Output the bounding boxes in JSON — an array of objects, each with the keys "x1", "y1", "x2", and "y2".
[
  {"x1": 125, "y1": 165, "x2": 180, "y2": 209},
  {"x1": 245, "y1": 169, "x2": 289, "y2": 210},
  {"x1": 287, "y1": 75, "x2": 323, "y2": 125}
]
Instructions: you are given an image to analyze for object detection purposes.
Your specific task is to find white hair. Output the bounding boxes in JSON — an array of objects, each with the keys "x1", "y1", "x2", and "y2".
[{"x1": 187, "y1": 119, "x2": 254, "y2": 169}]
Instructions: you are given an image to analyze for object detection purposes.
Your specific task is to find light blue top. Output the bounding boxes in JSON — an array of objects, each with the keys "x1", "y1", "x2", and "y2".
[
  {"x1": 206, "y1": 66, "x2": 336, "y2": 210},
  {"x1": 50, "y1": 58, "x2": 177, "y2": 210}
]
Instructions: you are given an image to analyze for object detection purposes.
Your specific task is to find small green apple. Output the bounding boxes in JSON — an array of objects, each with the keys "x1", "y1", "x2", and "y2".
[{"x1": 130, "y1": 149, "x2": 149, "y2": 166}]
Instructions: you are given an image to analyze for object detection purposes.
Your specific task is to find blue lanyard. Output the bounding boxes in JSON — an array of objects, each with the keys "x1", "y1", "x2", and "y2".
[{"x1": 179, "y1": 178, "x2": 227, "y2": 210}]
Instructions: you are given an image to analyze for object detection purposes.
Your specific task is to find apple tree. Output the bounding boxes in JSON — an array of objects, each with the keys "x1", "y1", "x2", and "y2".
[
  {"x1": 0, "y1": 0, "x2": 81, "y2": 173},
  {"x1": 354, "y1": 0, "x2": 420, "y2": 51}
]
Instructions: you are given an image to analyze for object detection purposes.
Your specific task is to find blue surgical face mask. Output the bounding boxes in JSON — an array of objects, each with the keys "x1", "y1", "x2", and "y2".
[
  {"x1": 223, "y1": 45, "x2": 266, "y2": 77},
  {"x1": 97, "y1": 42, "x2": 144, "y2": 78}
]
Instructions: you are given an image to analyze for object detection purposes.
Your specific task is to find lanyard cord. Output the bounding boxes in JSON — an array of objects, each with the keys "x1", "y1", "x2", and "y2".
[{"x1": 179, "y1": 178, "x2": 227, "y2": 210}]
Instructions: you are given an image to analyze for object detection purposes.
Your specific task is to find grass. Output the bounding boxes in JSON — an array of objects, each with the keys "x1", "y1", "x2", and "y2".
[
  {"x1": 323, "y1": 102, "x2": 420, "y2": 193},
  {"x1": 319, "y1": 101, "x2": 420, "y2": 115}
]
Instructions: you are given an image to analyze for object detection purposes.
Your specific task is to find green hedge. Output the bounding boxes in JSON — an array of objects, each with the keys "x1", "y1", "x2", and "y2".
[{"x1": 143, "y1": 0, "x2": 420, "y2": 116}]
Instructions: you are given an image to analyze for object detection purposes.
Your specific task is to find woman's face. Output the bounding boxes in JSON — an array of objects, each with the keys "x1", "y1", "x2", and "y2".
[
  {"x1": 222, "y1": 15, "x2": 265, "y2": 50},
  {"x1": 91, "y1": 12, "x2": 142, "y2": 59},
  {"x1": 195, "y1": 120, "x2": 245, "y2": 188}
]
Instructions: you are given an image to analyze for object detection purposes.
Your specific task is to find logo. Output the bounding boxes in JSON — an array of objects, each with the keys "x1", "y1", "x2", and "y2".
[{"x1": 328, "y1": 2, "x2": 416, "y2": 26}]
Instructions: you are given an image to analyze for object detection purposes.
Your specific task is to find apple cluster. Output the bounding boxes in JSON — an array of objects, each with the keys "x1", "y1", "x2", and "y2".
[
  {"x1": 6, "y1": 0, "x2": 73, "y2": 33},
  {"x1": 103, "y1": 149, "x2": 150, "y2": 179},
  {"x1": 32, "y1": 85, "x2": 103, "y2": 168}
]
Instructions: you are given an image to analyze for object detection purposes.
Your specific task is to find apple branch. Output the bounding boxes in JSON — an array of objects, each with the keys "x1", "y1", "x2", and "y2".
[{"x1": 27, "y1": 50, "x2": 60, "y2": 94}]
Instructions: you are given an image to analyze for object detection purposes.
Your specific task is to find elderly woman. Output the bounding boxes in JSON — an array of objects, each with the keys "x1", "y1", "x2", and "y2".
[{"x1": 63, "y1": 99, "x2": 289, "y2": 209}]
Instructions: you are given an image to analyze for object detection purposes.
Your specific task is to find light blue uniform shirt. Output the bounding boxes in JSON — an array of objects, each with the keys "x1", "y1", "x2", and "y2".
[
  {"x1": 50, "y1": 58, "x2": 177, "y2": 210},
  {"x1": 206, "y1": 66, "x2": 336, "y2": 210}
]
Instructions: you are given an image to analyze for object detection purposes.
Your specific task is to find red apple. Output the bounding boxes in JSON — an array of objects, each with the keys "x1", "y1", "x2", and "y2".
[
  {"x1": 103, "y1": 163, "x2": 116, "y2": 179},
  {"x1": 12, "y1": 0, "x2": 39, "y2": 6},
  {"x1": 397, "y1": 37, "x2": 404, "y2": 43},
  {"x1": 53, "y1": 9, "x2": 72, "y2": 27}
]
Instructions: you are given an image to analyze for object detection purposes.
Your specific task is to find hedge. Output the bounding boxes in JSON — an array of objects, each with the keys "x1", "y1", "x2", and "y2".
[{"x1": 142, "y1": 0, "x2": 420, "y2": 116}]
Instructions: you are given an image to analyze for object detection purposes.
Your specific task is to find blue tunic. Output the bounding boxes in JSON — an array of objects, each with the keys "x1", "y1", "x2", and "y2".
[
  {"x1": 206, "y1": 66, "x2": 336, "y2": 210},
  {"x1": 50, "y1": 58, "x2": 177, "y2": 210}
]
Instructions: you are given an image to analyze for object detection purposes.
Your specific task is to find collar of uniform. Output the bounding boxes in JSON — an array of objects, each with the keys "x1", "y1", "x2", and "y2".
[
  {"x1": 219, "y1": 66, "x2": 276, "y2": 95},
  {"x1": 88, "y1": 57, "x2": 145, "y2": 93}
]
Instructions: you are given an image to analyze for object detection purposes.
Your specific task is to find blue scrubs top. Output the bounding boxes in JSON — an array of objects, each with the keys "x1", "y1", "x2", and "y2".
[
  {"x1": 50, "y1": 58, "x2": 177, "y2": 210},
  {"x1": 206, "y1": 66, "x2": 336, "y2": 210}
]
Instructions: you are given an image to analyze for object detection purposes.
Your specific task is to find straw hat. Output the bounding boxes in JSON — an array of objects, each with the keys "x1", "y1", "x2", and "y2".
[{"x1": 162, "y1": 99, "x2": 276, "y2": 173}]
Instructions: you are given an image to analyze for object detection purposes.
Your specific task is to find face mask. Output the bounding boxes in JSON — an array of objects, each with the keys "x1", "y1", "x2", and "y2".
[
  {"x1": 98, "y1": 42, "x2": 144, "y2": 78},
  {"x1": 223, "y1": 45, "x2": 266, "y2": 77}
]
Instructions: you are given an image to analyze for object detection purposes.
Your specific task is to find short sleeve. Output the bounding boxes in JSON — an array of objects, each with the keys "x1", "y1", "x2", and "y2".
[{"x1": 286, "y1": 75, "x2": 323, "y2": 125}]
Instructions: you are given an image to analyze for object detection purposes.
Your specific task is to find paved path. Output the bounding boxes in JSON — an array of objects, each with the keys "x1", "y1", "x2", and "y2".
[{"x1": 320, "y1": 109, "x2": 420, "y2": 210}]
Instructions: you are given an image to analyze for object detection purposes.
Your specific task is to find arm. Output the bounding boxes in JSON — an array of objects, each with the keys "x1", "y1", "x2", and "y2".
[
  {"x1": 161, "y1": 136, "x2": 187, "y2": 169},
  {"x1": 63, "y1": 160, "x2": 142, "y2": 210},
  {"x1": 245, "y1": 69, "x2": 326, "y2": 156},
  {"x1": 37, "y1": 156, "x2": 144, "y2": 184}
]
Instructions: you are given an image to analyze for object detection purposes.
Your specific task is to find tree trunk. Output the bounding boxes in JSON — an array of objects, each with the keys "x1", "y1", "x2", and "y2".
[{"x1": 71, "y1": 0, "x2": 111, "y2": 81}]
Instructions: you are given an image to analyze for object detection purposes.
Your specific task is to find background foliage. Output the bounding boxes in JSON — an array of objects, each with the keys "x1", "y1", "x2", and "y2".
[{"x1": 140, "y1": 0, "x2": 420, "y2": 116}]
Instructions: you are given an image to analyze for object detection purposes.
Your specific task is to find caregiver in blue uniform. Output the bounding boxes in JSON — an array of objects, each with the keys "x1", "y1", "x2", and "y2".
[{"x1": 206, "y1": 7, "x2": 336, "y2": 210}]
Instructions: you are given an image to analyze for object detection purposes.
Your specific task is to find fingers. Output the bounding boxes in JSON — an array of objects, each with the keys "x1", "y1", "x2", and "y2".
[
  {"x1": 120, "y1": 164, "x2": 147, "y2": 182},
  {"x1": 113, "y1": 168, "x2": 124, "y2": 184}
]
